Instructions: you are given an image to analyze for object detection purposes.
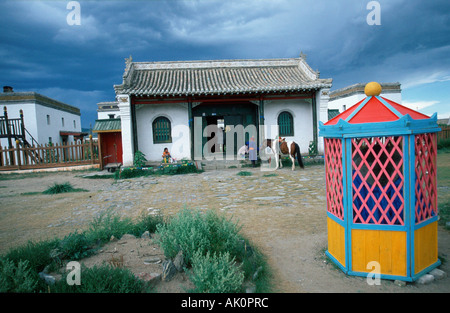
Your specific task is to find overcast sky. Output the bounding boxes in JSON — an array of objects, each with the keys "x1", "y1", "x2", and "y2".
[{"x1": 1, "y1": 0, "x2": 449, "y2": 128}]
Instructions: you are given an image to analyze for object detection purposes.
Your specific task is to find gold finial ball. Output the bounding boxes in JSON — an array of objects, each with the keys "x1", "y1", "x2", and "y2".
[{"x1": 364, "y1": 82, "x2": 382, "y2": 96}]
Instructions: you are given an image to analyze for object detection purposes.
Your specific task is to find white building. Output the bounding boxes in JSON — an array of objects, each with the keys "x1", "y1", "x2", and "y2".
[
  {"x1": 0, "y1": 86, "x2": 85, "y2": 147},
  {"x1": 328, "y1": 82, "x2": 402, "y2": 120},
  {"x1": 113, "y1": 55, "x2": 333, "y2": 165},
  {"x1": 97, "y1": 101, "x2": 120, "y2": 120}
]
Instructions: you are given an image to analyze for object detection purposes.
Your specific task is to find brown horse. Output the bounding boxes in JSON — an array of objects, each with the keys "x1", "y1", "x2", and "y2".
[{"x1": 272, "y1": 137, "x2": 304, "y2": 170}]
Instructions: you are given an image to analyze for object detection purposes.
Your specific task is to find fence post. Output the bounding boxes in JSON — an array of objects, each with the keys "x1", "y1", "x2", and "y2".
[
  {"x1": 89, "y1": 135, "x2": 94, "y2": 164},
  {"x1": 15, "y1": 140, "x2": 21, "y2": 170}
]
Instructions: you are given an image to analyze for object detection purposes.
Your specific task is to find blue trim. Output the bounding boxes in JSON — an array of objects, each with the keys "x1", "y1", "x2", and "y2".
[
  {"x1": 347, "y1": 270, "x2": 413, "y2": 282},
  {"x1": 415, "y1": 216, "x2": 439, "y2": 230},
  {"x1": 350, "y1": 224, "x2": 408, "y2": 231},
  {"x1": 345, "y1": 138, "x2": 352, "y2": 272},
  {"x1": 376, "y1": 96, "x2": 403, "y2": 118},
  {"x1": 408, "y1": 134, "x2": 416, "y2": 277},
  {"x1": 327, "y1": 211, "x2": 345, "y2": 226},
  {"x1": 319, "y1": 113, "x2": 441, "y2": 138},
  {"x1": 338, "y1": 258, "x2": 441, "y2": 282},
  {"x1": 344, "y1": 96, "x2": 373, "y2": 122},
  {"x1": 325, "y1": 251, "x2": 347, "y2": 273},
  {"x1": 412, "y1": 260, "x2": 441, "y2": 281},
  {"x1": 403, "y1": 135, "x2": 412, "y2": 279}
]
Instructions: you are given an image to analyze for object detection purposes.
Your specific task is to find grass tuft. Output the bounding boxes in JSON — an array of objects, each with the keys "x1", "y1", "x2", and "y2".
[{"x1": 43, "y1": 182, "x2": 87, "y2": 194}]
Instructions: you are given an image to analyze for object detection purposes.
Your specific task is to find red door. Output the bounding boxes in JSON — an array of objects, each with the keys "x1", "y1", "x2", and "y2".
[{"x1": 101, "y1": 132, "x2": 122, "y2": 167}]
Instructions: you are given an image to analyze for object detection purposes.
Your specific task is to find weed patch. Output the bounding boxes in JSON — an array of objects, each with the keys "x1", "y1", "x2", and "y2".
[{"x1": 43, "y1": 182, "x2": 87, "y2": 194}]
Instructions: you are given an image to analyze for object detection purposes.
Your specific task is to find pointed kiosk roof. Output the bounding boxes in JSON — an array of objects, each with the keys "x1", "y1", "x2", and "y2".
[{"x1": 320, "y1": 82, "x2": 440, "y2": 137}]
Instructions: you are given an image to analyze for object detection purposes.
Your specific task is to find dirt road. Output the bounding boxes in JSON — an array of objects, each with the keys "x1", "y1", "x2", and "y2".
[{"x1": 0, "y1": 164, "x2": 449, "y2": 293}]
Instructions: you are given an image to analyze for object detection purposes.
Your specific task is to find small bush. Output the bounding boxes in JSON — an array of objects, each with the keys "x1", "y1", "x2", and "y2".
[
  {"x1": 156, "y1": 209, "x2": 241, "y2": 266},
  {"x1": 86, "y1": 211, "x2": 135, "y2": 244},
  {"x1": 57, "y1": 232, "x2": 96, "y2": 261},
  {"x1": 237, "y1": 171, "x2": 252, "y2": 176},
  {"x1": 188, "y1": 250, "x2": 244, "y2": 293},
  {"x1": 43, "y1": 182, "x2": 87, "y2": 194},
  {"x1": 3, "y1": 240, "x2": 58, "y2": 273},
  {"x1": 114, "y1": 167, "x2": 153, "y2": 179},
  {"x1": 133, "y1": 150, "x2": 147, "y2": 168},
  {"x1": 51, "y1": 264, "x2": 152, "y2": 293},
  {"x1": 129, "y1": 212, "x2": 163, "y2": 236},
  {"x1": 86, "y1": 211, "x2": 162, "y2": 244},
  {"x1": 438, "y1": 138, "x2": 450, "y2": 150},
  {"x1": 0, "y1": 259, "x2": 40, "y2": 293}
]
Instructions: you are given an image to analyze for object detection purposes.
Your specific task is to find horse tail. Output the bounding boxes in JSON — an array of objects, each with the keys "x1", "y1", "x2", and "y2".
[{"x1": 295, "y1": 143, "x2": 304, "y2": 169}]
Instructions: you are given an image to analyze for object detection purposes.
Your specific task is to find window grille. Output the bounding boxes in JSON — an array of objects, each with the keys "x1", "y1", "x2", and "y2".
[
  {"x1": 153, "y1": 116, "x2": 172, "y2": 143},
  {"x1": 278, "y1": 111, "x2": 294, "y2": 136}
]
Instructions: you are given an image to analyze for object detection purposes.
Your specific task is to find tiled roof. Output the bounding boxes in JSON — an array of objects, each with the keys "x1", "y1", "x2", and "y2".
[
  {"x1": 92, "y1": 119, "x2": 121, "y2": 133},
  {"x1": 114, "y1": 57, "x2": 332, "y2": 97},
  {"x1": 0, "y1": 92, "x2": 81, "y2": 115}
]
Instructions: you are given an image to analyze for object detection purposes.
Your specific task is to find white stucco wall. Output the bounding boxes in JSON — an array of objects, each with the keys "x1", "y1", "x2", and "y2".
[
  {"x1": 34, "y1": 104, "x2": 81, "y2": 144},
  {"x1": 136, "y1": 102, "x2": 190, "y2": 162},
  {"x1": 263, "y1": 98, "x2": 314, "y2": 154},
  {"x1": 97, "y1": 110, "x2": 120, "y2": 120}
]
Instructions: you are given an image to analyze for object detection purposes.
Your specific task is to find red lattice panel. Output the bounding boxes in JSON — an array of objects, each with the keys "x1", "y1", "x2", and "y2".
[
  {"x1": 415, "y1": 133, "x2": 438, "y2": 223},
  {"x1": 324, "y1": 138, "x2": 344, "y2": 220},
  {"x1": 351, "y1": 136, "x2": 404, "y2": 225}
]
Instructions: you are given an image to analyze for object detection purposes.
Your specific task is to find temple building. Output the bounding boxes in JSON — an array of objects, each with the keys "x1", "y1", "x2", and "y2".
[{"x1": 112, "y1": 54, "x2": 332, "y2": 165}]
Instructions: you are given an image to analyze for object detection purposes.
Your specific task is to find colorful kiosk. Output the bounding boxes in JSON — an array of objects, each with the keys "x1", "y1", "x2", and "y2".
[{"x1": 319, "y1": 82, "x2": 441, "y2": 282}]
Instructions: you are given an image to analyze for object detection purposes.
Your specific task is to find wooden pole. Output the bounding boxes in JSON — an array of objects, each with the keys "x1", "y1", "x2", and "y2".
[
  {"x1": 15, "y1": 140, "x2": 21, "y2": 170},
  {"x1": 19, "y1": 109, "x2": 25, "y2": 141},
  {"x1": 89, "y1": 134, "x2": 94, "y2": 164}
]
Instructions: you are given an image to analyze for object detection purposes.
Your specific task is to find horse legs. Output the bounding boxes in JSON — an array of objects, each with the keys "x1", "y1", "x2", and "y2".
[
  {"x1": 279, "y1": 154, "x2": 283, "y2": 169},
  {"x1": 289, "y1": 154, "x2": 295, "y2": 171}
]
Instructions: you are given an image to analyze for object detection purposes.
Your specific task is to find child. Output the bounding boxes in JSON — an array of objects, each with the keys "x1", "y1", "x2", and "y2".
[{"x1": 162, "y1": 147, "x2": 172, "y2": 163}]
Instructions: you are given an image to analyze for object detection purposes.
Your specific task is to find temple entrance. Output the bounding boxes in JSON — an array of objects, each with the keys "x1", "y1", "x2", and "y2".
[{"x1": 193, "y1": 101, "x2": 258, "y2": 160}]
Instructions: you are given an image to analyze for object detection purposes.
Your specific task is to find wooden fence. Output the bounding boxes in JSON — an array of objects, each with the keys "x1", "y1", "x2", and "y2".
[
  {"x1": 0, "y1": 139, "x2": 99, "y2": 171},
  {"x1": 438, "y1": 125, "x2": 450, "y2": 142}
]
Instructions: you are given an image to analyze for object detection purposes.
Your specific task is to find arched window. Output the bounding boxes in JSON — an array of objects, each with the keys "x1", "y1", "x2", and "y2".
[
  {"x1": 153, "y1": 116, "x2": 172, "y2": 143},
  {"x1": 278, "y1": 111, "x2": 294, "y2": 136}
]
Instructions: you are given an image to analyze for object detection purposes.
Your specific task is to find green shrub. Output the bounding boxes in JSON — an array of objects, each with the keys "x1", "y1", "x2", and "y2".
[
  {"x1": 3, "y1": 240, "x2": 58, "y2": 273},
  {"x1": 114, "y1": 167, "x2": 153, "y2": 179},
  {"x1": 86, "y1": 211, "x2": 162, "y2": 244},
  {"x1": 133, "y1": 150, "x2": 147, "y2": 168},
  {"x1": 158, "y1": 163, "x2": 202, "y2": 175},
  {"x1": 438, "y1": 138, "x2": 450, "y2": 150},
  {"x1": 86, "y1": 211, "x2": 135, "y2": 244},
  {"x1": 188, "y1": 250, "x2": 244, "y2": 293},
  {"x1": 0, "y1": 259, "x2": 40, "y2": 293},
  {"x1": 52, "y1": 264, "x2": 152, "y2": 293},
  {"x1": 129, "y1": 212, "x2": 163, "y2": 236},
  {"x1": 43, "y1": 182, "x2": 87, "y2": 194},
  {"x1": 156, "y1": 209, "x2": 241, "y2": 266},
  {"x1": 57, "y1": 232, "x2": 96, "y2": 261},
  {"x1": 237, "y1": 171, "x2": 252, "y2": 176}
]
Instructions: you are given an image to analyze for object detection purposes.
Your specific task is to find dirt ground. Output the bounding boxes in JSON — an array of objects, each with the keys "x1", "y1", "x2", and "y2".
[{"x1": 0, "y1": 159, "x2": 449, "y2": 293}]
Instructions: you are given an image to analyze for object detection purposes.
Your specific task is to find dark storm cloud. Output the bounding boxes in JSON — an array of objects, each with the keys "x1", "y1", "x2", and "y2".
[{"x1": 1, "y1": 0, "x2": 449, "y2": 127}]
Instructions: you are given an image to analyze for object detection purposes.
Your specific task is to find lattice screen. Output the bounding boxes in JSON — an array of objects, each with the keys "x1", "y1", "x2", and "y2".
[
  {"x1": 415, "y1": 133, "x2": 438, "y2": 223},
  {"x1": 351, "y1": 136, "x2": 404, "y2": 225},
  {"x1": 324, "y1": 138, "x2": 344, "y2": 220}
]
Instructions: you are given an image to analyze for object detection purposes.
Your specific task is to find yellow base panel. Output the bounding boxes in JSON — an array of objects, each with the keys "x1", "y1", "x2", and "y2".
[
  {"x1": 415, "y1": 221, "x2": 438, "y2": 274},
  {"x1": 352, "y1": 229, "x2": 407, "y2": 276},
  {"x1": 327, "y1": 217, "x2": 346, "y2": 266}
]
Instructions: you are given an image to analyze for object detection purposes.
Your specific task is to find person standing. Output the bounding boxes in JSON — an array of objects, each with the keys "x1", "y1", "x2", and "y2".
[{"x1": 248, "y1": 136, "x2": 257, "y2": 167}]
